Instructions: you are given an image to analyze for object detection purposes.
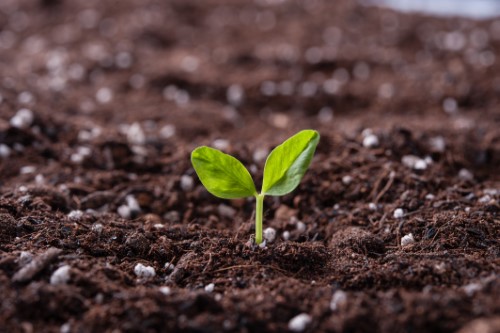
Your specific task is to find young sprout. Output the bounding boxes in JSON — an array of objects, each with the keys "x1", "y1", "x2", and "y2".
[{"x1": 191, "y1": 130, "x2": 320, "y2": 245}]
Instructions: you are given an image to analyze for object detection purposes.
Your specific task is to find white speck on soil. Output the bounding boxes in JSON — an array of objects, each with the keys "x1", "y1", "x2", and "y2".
[
  {"x1": 462, "y1": 283, "x2": 482, "y2": 296},
  {"x1": 258, "y1": 239, "x2": 267, "y2": 248},
  {"x1": 368, "y1": 202, "x2": 377, "y2": 211},
  {"x1": 180, "y1": 175, "x2": 194, "y2": 191},
  {"x1": 164, "y1": 263, "x2": 175, "y2": 272},
  {"x1": 213, "y1": 139, "x2": 230, "y2": 150},
  {"x1": 10, "y1": 108, "x2": 34, "y2": 129},
  {"x1": 134, "y1": 263, "x2": 156, "y2": 278},
  {"x1": 117, "y1": 205, "x2": 131, "y2": 219},
  {"x1": 50, "y1": 265, "x2": 71, "y2": 285},
  {"x1": 429, "y1": 136, "x2": 446, "y2": 152},
  {"x1": 127, "y1": 122, "x2": 146, "y2": 145},
  {"x1": 296, "y1": 221, "x2": 306, "y2": 233},
  {"x1": 458, "y1": 168, "x2": 474, "y2": 181},
  {"x1": 159, "y1": 124, "x2": 176, "y2": 139},
  {"x1": 363, "y1": 134, "x2": 379, "y2": 148},
  {"x1": 288, "y1": 313, "x2": 312, "y2": 332},
  {"x1": 263, "y1": 227, "x2": 276, "y2": 243},
  {"x1": 0, "y1": 144, "x2": 11, "y2": 158},
  {"x1": 91, "y1": 223, "x2": 103, "y2": 234},
  {"x1": 342, "y1": 175, "x2": 352, "y2": 185},
  {"x1": 96, "y1": 87, "x2": 113, "y2": 104},
  {"x1": 401, "y1": 233, "x2": 415, "y2": 247},
  {"x1": 227, "y1": 84, "x2": 244, "y2": 106},
  {"x1": 159, "y1": 286, "x2": 171, "y2": 295},
  {"x1": 393, "y1": 208, "x2": 404, "y2": 219},
  {"x1": 18, "y1": 251, "x2": 33, "y2": 266},
  {"x1": 402, "y1": 155, "x2": 428, "y2": 170},
  {"x1": 330, "y1": 290, "x2": 347, "y2": 311},
  {"x1": 20, "y1": 166, "x2": 36, "y2": 174},
  {"x1": 318, "y1": 106, "x2": 333, "y2": 122},
  {"x1": 282, "y1": 231, "x2": 290, "y2": 241},
  {"x1": 126, "y1": 195, "x2": 141, "y2": 212},
  {"x1": 204, "y1": 283, "x2": 215, "y2": 293},
  {"x1": 60, "y1": 322, "x2": 71, "y2": 333},
  {"x1": 443, "y1": 97, "x2": 458, "y2": 114},
  {"x1": 425, "y1": 193, "x2": 435, "y2": 200},
  {"x1": 68, "y1": 210, "x2": 83, "y2": 220},
  {"x1": 478, "y1": 195, "x2": 492, "y2": 204},
  {"x1": 253, "y1": 147, "x2": 269, "y2": 163},
  {"x1": 218, "y1": 204, "x2": 236, "y2": 218}
]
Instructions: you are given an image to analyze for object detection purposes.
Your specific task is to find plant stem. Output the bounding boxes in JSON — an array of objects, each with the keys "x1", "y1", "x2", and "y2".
[{"x1": 255, "y1": 194, "x2": 264, "y2": 244}]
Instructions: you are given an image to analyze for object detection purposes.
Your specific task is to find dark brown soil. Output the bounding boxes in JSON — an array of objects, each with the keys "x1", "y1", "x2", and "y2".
[{"x1": 0, "y1": 0, "x2": 499, "y2": 332}]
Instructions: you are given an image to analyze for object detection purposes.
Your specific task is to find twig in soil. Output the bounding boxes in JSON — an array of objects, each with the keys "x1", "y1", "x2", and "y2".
[
  {"x1": 12, "y1": 247, "x2": 62, "y2": 283},
  {"x1": 374, "y1": 170, "x2": 396, "y2": 204}
]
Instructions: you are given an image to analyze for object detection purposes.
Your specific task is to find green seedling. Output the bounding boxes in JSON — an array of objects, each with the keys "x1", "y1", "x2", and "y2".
[{"x1": 191, "y1": 129, "x2": 320, "y2": 245}]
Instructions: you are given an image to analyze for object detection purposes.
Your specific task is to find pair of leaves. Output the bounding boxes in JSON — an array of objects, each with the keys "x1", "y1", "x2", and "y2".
[{"x1": 190, "y1": 130, "x2": 320, "y2": 199}]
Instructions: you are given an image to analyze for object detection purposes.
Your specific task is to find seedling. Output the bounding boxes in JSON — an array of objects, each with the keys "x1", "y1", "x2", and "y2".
[{"x1": 191, "y1": 130, "x2": 320, "y2": 244}]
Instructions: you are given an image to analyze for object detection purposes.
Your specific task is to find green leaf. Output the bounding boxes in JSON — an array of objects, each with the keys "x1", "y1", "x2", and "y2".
[
  {"x1": 261, "y1": 130, "x2": 320, "y2": 196},
  {"x1": 191, "y1": 146, "x2": 257, "y2": 199}
]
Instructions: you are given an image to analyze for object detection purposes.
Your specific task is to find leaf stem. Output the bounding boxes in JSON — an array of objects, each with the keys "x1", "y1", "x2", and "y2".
[{"x1": 255, "y1": 194, "x2": 264, "y2": 244}]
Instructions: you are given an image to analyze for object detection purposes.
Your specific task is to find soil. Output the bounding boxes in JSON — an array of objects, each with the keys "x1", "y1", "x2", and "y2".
[{"x1": 0, "y1": 0, "x2": 499, "y2": 332}]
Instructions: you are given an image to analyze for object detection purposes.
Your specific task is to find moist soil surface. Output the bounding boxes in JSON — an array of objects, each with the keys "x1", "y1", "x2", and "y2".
[{"x1": 0, "y1": 0, "x2": 499, "y2": 332}]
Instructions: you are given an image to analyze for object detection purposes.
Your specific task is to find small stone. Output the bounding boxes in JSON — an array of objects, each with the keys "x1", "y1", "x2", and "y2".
[
  {"x1": 20, "y1": 166, "x2": 36, "y2": 174},
  {"x1": 478, "y1": 195, "x2": 492, "y2": 204},
  {"x1": 164, "y1": 263, "x2": 175, "y2": 272},
  {"x1": 212, "y1": 139, "x2": 229, "y2": 151},
  {"x1": 60, "y1": 323, "x2": 71, "y2": 333},
  {"x1": 402, "y1": 155, "x2": 428, "y2": 170},
  {"x1": 180, "y1": 175, "x2": 194, "y2": 191},
  {"x1": 159, "y1": 286, "x2": 171, "y2": 295},
  {"x1": 296, "y1": 221, "x2": 306, "y2": 233},
  {"x1": 127, "y1": 122, "x2": 146, "y2": 145},
  {"x1": 68, "y1": 210, "x2": 83, "y2": 220},
  {"x1": 282, "y1": 231, "x2": 290, "y2": 241},
  {"x1": 134, "y1": 263, "x2": 155, "y2": 278},
  {"x1": 263, "y1": 227, "x2": 276, "y2": 243},
  {"x1": 462, "y1": 283, "x2": 482, "y2": 296},
  {"x1": 96, "y1": 87, "x2": 113, "y2": 104},
  {"x1": 342, "y1": 175, "x2": 352, "y2": 185},
  {"x1": 126, "y1": 195, "x2": 141, "y2": 212},
  {"x1": 159, "y1": 124, "x2": 176, "y2": 139},
  {"x1": 10, "y1": 108, "x2": 34, "y2": 129},
  {"x1": 368, "y1": 202, "x2": 377, "y2": 211},
  {"x1": 401, "y1": 233, "x2": 415, "y2": 247},
  {"x1": 363, "y1": 134, "x2": 379, "y2": 148},
  {"x1": 458, "y1": 168, "x2": 474, "y2": 181},
  {"x1": 253, "y1": 147, "x2": 268, "y2": 163},
  {"x1": 227, "y1": 84, "x2": 244, "y2": 106},
  {"x1": 330, "y1": 290, "x2": 347, "y2": 311},
  {"x1": 117, "y1": 205, "x2": 131, "y2": 219},
  {"x1": 0, "y1": 144, "x2": 11, "y2": 158},
  {"x1": 91, "y1": 223, "x2": 103, "y2": 234},
  {"x1": 288, "y1": 313, "x2": 312, "y2": 332},
  {"x1": 429, "y1": 136, "x2": 446, "y2": 153},
  {"x1": 425, "y1": 193, "x2": 435, "y2": 200},
  {"x1": 393, "y1": 208, "x2": 404, "y2": 219},
  {"x1": 50, "y1": 265, "x2": 71, "y2": 285},
  {"x1": 258, "y1": 239, "x2": 267, "y2": 248},
  {"x1": 218, "y1": 204, "x2": 236, "y2": 218},
  {"x1": 204, "y1": 283, "x2": 215, "y2": 293}
]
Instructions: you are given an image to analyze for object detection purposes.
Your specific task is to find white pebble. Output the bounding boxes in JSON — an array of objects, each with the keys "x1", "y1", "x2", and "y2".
[
  {"x1": 20, "y1": 165, "x2": 36, "y2": 174},
  {"x1": 159, "y1": 124, "x2": 176, "y2": 139},
  {"x1": 117, "y1": 205, "x2": 131, "y2": 219},
  {"x1": 296, "y1": 221, "x2": 306, "y2": 233},
  {"x1": 0, "y1": 144, "x2": 11, "y2": 158},
  {"x1": 213, "y1": 139, "x2": 230, "y2": 151},
  {"x1": 227, "y1": 84, "x2": 244, "y2": 106},
  {"x1": 159, "y1": 286, "x2": 171, "y2": 295},
  {"x1": 363, "y1": 134, "x2": 379, "y2": 148},
  {"x1": 368, "y1": 202, "x2": 377, "y2": 211},
  {"x1": 19, "y1": 251, "x2": 33, "y2": 266},
  {"x1": 458, "y1": 168, "x2": 474, "y2": 181},
  {"x1": 282, "y1": 231, "x2": 290, "y2": 241},
  {"x1": 429, "y1": 136, "x2": 446, "y2": 152},
  {"x1": 181, "y1": 55, "x2": 199, "y2": 72},
  {"x1": 401, "y1": 155, "x2": 428, "y2": 170},
  {"x1": 263, "y1": 227, "x2": 277, "y2": 243},
  {"x1": 425, "y1": 193, "x2": 435, "y2": 200},
  {"x1": 96, "y1": 87, "x2": 113, "y2": 104},
  {"x1": 443, "y1": 98, "x2": 458, "y2": 114},
  {"x1": 462, "y1": 283, "x2": 482, "y2": 296},
  {"x1": 478, "y1": 195, "x2": 492, "y2": 204},
  {"x1": 180, "y1": 175, "x2": 194, "y2": 191},
  {"x1": 134, "y1": 263, "x2": 156, "y2": 278},
  {"x1": 288, "y1": 313, "x2": 312, "y2": 332},
  {"x1": 401, "y1": 233, "x2": 415, "y2": 247},
  {"x1": 164, "y1": 263, "x2": 175, "y2": 272},
  {"x1": 218, "y1": 204, "x2": 236, "y2": 218},
  {"x1": 127, "y1": 122, "x2": 146, "y2": 145},
  {"x1": 253, "y1": 147, "x2": 269, "y2": 163},
  {"x1": 393, "y1": 208, "x2": 404, "y2": 219},
  {"x1": 258, "y1": 239, "x2": 267, "y2": 248},
  {"x1": 68, "y1": 210, "x2": 83, "y2": 220},
  {"x1": 10, "y1": 108, "x2": 34, "y2": 129},
  {"x1": 125, "y1": 195, "x2": 141, "y2": 213},
  {"x1": 330, "y1": 290, "x2": 347, "y2": 311},
  {"x1": 60, "y1": 323, "x2": 71, "y2": 333},
  {"x1": 204, "y1": 283, "x2": 215, "y2": 293},
  {"x1": 50, "y1": 265, "x2": 71, "y2": 285},
  {"x1": 342, "y1": 175, "x2": 352, "y2": 185},
  {"x1": 91, "y1": 223, "x2": 103, "y2": 234}
]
